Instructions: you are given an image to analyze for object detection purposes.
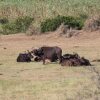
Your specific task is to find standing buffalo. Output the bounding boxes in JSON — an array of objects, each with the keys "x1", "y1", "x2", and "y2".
[
  {"x1": 31, "y1": 46, "x2": 62, "y2": 64},
  {"x1": 17, "y1": 51, "x2": 33, "y2": 62}
]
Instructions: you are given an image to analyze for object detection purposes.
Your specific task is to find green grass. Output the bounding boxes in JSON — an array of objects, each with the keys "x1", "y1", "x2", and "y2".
[
  {"x1": 0, "y1": 52, "x2": 99, "y2": 100},
  {"x1": 0, "y1": 0, "x2": 100, "y2": 30},
  {"x1": 0, "y1": 0, "x2": 100, "y2": 17},
  {"x1": 0, "y1": 62, "x2": 97, "y2": 100}
]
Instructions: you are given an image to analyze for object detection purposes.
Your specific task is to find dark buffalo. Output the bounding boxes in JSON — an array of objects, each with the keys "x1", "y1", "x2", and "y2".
[
  {"x1": 61, "y1": 53, "x2": 91, "y2": 66},
  {"x1": 17, "y1": 51, "x2": 33, "y2": 62},
  {"x1": 80, "y1": 57, "x2": 91, "y2": 66},
  {"x1": 61, "y1": 57, "x2": 81, "y2": 66},
  {"x1": 61, "y1": 59, "x2": 73, "y2": 66},
  {"x1": 62, "y1": 53, "x2": 80, "y2": 59},
  {"x1": 31, "y1": 46, "x2": 62, "y2": 64}
]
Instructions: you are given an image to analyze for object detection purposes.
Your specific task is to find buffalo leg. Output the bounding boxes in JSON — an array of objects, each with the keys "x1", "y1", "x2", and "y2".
[
  {"x1": 57, "y1": 55, "x2": 62, "y2": 63},
  {"x1": 42, "y1": 56, "x2": 45, "y2": 65}
]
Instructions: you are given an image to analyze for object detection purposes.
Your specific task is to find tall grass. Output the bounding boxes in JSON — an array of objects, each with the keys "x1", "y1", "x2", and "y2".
[
  {"x1": 0, "y1": 0, "x2": 100, "y2": 30},
  {"x1": 0, "y1": 0, "x2": 100, "y2": 17}
]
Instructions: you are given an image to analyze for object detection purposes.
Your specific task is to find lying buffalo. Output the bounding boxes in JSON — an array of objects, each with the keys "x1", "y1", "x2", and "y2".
[
  {"x1": 61, "y1": 53, "x2": 91, "y2": 66},
  {"x1": 17, "y1": 51, "x2": 33, "y2": 62},
  {"x1": 80, "y1": 57, "x2": 91, "y2": 66},
  {"x1": 62, "y1": 53, "x2": 80, "y2": 60},
  {"x1": 61, "y1": 58, "x2": 81, "y2": 66},
  {"x1": 31, "y1": 46, "x2": 62, "y2": 64}
]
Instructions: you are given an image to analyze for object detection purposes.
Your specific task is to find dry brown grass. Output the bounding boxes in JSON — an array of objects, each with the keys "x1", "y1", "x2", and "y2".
[
  {"x1": 0, "y1": 31, "x2": 100, "y2": 100},
  {"x1": 84, "y1": 16, "x2": 100, "y2": 32}
]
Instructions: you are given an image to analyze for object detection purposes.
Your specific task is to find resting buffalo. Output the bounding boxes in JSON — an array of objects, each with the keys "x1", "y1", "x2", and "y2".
[
  {"x1": 17, "y1": 51, "x2": 33, "y2": 62},
  {"x1": 61, "y1": 58, "x2": 83, "y2": 66},
  {"x1": 31, "y1": 46, "x2": 62, "y2": 64},
  {"x1": 80, "y1": 57, "x2": 91, "y2": 66},
  {"x1": 61, "y1": 53, "x2": 91, "y2": 66},
  {"x1": 62, "y1": 53, "x2": 80, "y2": 60}
]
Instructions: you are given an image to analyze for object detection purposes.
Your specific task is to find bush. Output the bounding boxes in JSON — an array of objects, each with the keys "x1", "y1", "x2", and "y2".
[
  {"x1": 2, "y1": 22, "x2": 18, "y2": 35},
  {"x1": 41, "y1": 15, "x2": 85, "y2": 33},
  {"x1": 2, "y1": 16, "x2": 34, "y2": 34},
  {"x1": 15, "y1": 16, "x2": 34, "y2": 32}
]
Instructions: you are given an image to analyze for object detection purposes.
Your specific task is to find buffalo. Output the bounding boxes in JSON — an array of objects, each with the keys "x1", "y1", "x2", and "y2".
[
  {"x1": 61, "y1": 59, "x2": 81, "y2": 66},
  {"x1": 62, "y1": 53, "x2": 80, "y2": 60},
  {"x1": 17, "y1": 51, "x2": 33, "y2": 62},
  {"x1": 80, "y1": 57, "x2": 91, "y2": 66},
  {"x1": 31, "y1": 46, "x2": 62, "y2": 64},
  {"x1": 61, "y1": 53, "x2": 91, "y2": 66}
]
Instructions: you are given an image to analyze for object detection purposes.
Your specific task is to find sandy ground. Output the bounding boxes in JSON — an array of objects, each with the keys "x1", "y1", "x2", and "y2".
[{"x1": 0, "y1": 30, "x2": 100, "y2": 59}]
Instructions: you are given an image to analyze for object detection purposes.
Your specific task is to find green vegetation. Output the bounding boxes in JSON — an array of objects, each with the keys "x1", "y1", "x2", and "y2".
[
  {"x1": 0, "y1": 0, "x2": 100, "y2": 18},
  {"x1": 41, "y1": 15, "x2": 85, "y2": 33},
  {"x1": 0, "y1": 0, "x2": 100, "y2": 34},
  {"x1": 1, "y1": 16, "x2": 34, "y2": 34}
]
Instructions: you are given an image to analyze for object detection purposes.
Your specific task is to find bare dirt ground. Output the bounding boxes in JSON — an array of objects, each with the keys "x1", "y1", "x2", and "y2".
[{"x1": 0, "y1": 31, "x2": 100, "y2": 100}]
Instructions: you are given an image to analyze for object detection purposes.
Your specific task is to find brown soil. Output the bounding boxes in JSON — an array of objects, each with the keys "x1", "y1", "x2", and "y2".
[{"x1": 0, "y1": 30, "x2": 100, "y2": 60}]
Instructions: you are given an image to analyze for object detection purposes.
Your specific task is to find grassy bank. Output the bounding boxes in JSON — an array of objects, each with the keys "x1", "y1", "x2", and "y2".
[
  {"x1": 0, "y1": 0, "x2": 100, "y2": 18},
  {"x1": 0, "y1": 0, "x2": 100, "y2": 29}
]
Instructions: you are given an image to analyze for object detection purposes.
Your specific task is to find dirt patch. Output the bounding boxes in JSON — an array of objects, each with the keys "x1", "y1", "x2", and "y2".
[
  {"x1": 0, "y1": 30, "x2": 100, "y2": 52},
  {"x1": 0, "y1": 33, "x2": 33, "y2": 42}
]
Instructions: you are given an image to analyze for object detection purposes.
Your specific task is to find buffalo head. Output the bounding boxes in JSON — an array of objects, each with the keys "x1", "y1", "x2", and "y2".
[{"x1": 31, "y1": 48, "x2": 44, "y2": 57}]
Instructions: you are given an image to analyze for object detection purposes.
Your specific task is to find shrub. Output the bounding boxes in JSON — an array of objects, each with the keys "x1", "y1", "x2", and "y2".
[
  {"x1": 2, "y1": 22, "x2": 18, "y2": 35},
  {"x1": 41, "y1": 15, "x2": 85, "y2": 33},
  {"x1": 2, "y1": 16, "x2": 34, "y2": 34},
  {"x1": 15, "y1": 16, "x2": 34, "y2": 32}
]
